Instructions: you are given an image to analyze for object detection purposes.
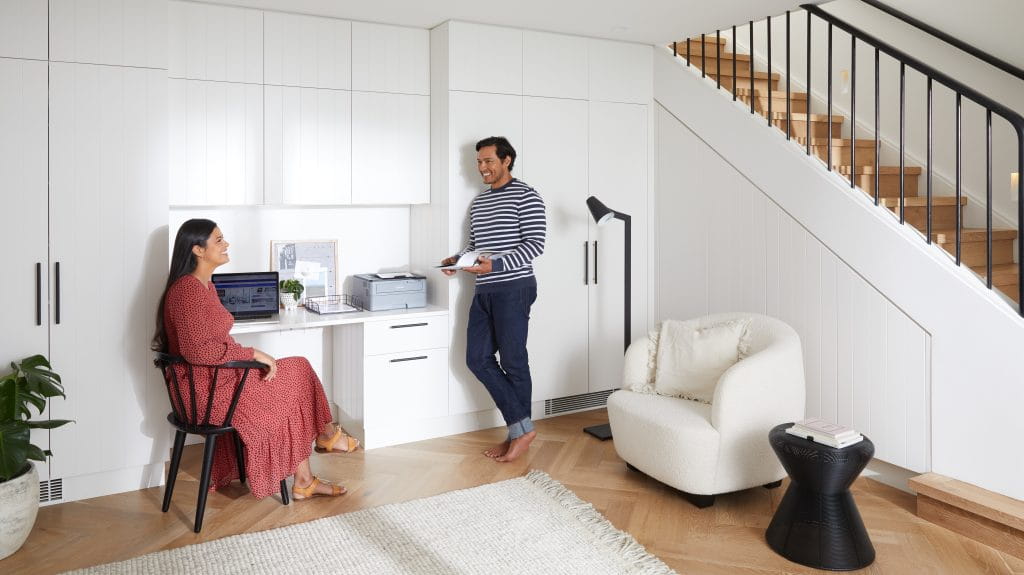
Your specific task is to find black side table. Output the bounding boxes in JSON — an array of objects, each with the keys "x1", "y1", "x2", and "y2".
[{"x1": 765, "y1": 423, "x2": 876, "y2": 571}]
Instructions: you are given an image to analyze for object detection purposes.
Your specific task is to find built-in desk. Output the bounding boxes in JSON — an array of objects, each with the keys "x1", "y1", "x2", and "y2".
[{"x1": 231, "y1": 305, "x2": 452, "y2": 449}]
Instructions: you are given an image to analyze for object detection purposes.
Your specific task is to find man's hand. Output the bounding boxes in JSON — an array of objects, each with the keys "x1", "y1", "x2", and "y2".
[
  {"x1": 440, "y1": 256, "x2": 458, "y2": 276},
  {"x1": 463, "y1": 255, "x2": 493, "y2": 275}
]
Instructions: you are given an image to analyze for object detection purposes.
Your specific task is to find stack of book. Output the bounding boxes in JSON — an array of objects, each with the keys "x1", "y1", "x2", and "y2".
[{"x1": 785, "y1": 418, "x2": 864, "y2": 448}]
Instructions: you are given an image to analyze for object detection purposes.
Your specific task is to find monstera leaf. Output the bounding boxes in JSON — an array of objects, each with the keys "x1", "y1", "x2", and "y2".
[{"x1": 0, "y1": 355, "x2": 73, "y2": 482}]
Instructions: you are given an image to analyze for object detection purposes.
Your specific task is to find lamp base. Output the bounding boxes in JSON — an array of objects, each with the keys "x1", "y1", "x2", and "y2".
[{"x1": 583, "y1": 423, "x2": 613, "y2": 441}]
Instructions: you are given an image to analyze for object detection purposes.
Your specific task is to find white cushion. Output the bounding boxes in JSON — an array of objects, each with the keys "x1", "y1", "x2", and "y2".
[{"x1": 654, "y1": 318, "x2": 749, "y2": 403}]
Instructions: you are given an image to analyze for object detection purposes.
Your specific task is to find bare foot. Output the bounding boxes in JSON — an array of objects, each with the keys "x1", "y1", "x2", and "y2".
[
  {"x1": 496, "y1": 431, "x2": 536, "y2": 462},
  {"x1": 483, "y1": 440, "x2": 510, "y2": 459}
]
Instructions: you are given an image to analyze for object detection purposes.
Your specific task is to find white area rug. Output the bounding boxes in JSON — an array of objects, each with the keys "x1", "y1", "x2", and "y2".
[{"x1": 64, "y1": 471, "x2": 676, "y2": 575}]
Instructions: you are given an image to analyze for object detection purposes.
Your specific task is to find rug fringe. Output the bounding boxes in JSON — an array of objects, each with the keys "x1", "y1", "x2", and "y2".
[{"x1": 524, "y1": 470, "x2": 677, "y2": 575}]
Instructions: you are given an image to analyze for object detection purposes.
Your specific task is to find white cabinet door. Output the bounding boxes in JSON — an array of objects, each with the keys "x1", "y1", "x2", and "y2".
[
  {"x1": 264, "y1": 85, "x2": 351, "y2": 205},
  {"x1": 447, "y1": 91, "x2": 523, "y2": 415},
  {"x1": 169, "y1": 79, "x2": 264, "y2": 205},
  {"x1": 48, "y1": 63, "x2": 168, "y2": 479},
  {"x1": 448, "y1": 22, "x2": 522, "y2": 95},
  {"x1": 0, "y1": 0, "x2": 47, "y2": 59},
  {"x1": 352, "y1": 22, "x2": 429, "y2": 95},
  {"x1": 0, "y1": 58, "x2": 49, "y2": 376},
  {"x1": 364, "y1": 349, "x2": 448, "y2": 423},
  {"x1": 264, "y1": 12, "x2": 350, "y2": 90},
  {"x1": 523, "y1": 31, "x2": 588, "y2": 100},
  {"x1": 351, "y1": 91, "x2": 429, "y2": 205},
  {"x1": 589, "y1": 39, "x2": 652, "y2": 104},
  {"x1": 49, "y1": 0, "x2": 166, "y2": 69},
  {"x1": 522, "y1": 97, "x2": 590, "y2": 401},
  {"x1": 588, "y1": 101, "x2": 648, "y2": 392},
  {"x1": 168, "y1": 1, "x2": 262, "y2": 83}
]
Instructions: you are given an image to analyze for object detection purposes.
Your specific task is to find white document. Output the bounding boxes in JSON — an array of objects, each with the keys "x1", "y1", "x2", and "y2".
[{"x1": 436, "y1": 251, "x2": 499, "y2": 270}]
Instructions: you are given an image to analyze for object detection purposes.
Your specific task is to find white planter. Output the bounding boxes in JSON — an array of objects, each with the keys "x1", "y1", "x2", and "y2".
[{"x1": 0, "y1": 462, "x2": 39, "y2": 560}]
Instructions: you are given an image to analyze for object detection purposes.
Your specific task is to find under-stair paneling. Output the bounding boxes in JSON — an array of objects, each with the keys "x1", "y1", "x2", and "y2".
[{"x1": 656, "y1": 103, "x2": 931, "y2": 472}]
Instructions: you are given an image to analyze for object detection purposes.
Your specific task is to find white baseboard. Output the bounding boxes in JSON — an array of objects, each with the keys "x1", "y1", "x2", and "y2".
[{"x1": 45, "y1": 463, "x2": 166, "y2": 506}]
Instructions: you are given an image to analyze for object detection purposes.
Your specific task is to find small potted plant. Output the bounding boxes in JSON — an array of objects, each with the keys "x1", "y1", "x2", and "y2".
[
  {"x1": 279, "y1": 278, "x2": 304, "y2": 310},
  {"x1": 0, "y1": 355, "x2": 72, "y2": 560}
]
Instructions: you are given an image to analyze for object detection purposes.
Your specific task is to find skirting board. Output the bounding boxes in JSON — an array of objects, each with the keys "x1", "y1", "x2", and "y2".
[
  {"x1": 910, "y1": 472, "x2": 1024, "y2": 559},
  {"x1": 43, "y1": 462, "x2": 167, "y2": 506}
]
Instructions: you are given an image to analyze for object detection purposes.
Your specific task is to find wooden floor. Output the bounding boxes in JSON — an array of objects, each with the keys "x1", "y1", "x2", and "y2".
[{"x1": 6, "y1": 409, "x2": 1023, "y2": 574}]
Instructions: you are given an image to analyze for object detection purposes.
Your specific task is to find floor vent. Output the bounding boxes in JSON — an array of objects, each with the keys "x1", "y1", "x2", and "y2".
[
  {"x1": 545, "y1": 389, "x2": 615, "y2": 416},
  {"x1": 39, "y1": 478, "x2": 63, "y2": 503}
]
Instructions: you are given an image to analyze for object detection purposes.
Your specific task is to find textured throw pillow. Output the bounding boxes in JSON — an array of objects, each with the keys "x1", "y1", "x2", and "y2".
[{"x1": 654, "y1": 318, "x2": 750, "y2": 403}]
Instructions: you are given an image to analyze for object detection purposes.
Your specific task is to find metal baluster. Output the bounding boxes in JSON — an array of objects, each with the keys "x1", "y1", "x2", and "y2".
[
  {"x1": 686, "y1": 36, "x2": 691, "y2": 66},
  {"x1": 716, "y1": 29, "x2": 722, "y2": 89},
  {"x1": 749, "y1": 21, "x2": 755, "y2": 114},
  {"x1": 955, "y1": 93, "x2": 962, "y2": 264},
  {"x1": 827, "y1": 23, "x2": 833, "y2": 171},
  {"x1": 732, "y1": 25, "x2": 738, "y2": 101},
  {"x1": 673, "y1": 41, "x2": 678, "y2": 58},
  {"x1": 1017, "y1": 128, "x2": 1024, "y2": 310},
  {"x1": 701, "y1": 33, "x2": 706, "y2": 78},
  {"x1": 899, "y1": 62, "x2": 905, "y2": 223},
  {"x1": 786, "y1": 11, "x2": 791, "y2": 141},
  {"x1": 986, "y1": 108, "x2": 993, "y2": 288},
  {"x1": 927, "y1": 77, "x2": 933, "y2": 242},
  {"x1": 874, "y1": 47, "x2": 880, "y2": 205},
  {"x1": 767, "y1": 16, "x2": 773, "y2": 126},
  {"x1": 851, "y1": 35, "x2": 857, "y2": 187},
  {"x1": 806, "y1": 13, "x2": 812, "y2": 152}
]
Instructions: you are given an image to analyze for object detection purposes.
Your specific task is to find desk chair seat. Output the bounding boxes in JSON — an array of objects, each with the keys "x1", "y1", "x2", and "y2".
[{"x1": 155, "y1": 353, "x2": 290, "y2": 533}]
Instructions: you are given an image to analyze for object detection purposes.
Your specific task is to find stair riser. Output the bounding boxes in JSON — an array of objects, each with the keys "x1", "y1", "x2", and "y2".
[
  {"x1": 691, "y1": 58, "x2": 753, "y2": 76},
  {"x1": 850, "y1": 173, "x2": 920, "y2": 197},
  {"x1": 885, "y1": 204, "x2": 961, "y2": 230},
  {"x1": 712, "y1": 75, "x2": 778, "y2": 94},
  {"x1": 937, "y1": 239, "x2": 1015, "y2": 267},
  {"x1": 772, "y1": 118, "x2": 844, "y2": 139},
  {"x1": 739, "y1": 94, "x2": 808, "y2": 114},
  {"x1": 810, "y1": 145, "x2": 876, "y2": 167},
  {"x1": 680, "y1": 42, "x2": 725, "y2": 58}
]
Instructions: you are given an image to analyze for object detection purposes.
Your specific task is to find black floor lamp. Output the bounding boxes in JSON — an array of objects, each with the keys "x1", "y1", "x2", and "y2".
[{"x1": 583, "y1": 196, "x2": 630, "y2": 441}]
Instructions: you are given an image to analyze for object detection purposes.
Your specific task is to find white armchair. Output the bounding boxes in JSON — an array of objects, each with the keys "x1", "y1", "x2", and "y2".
[{"x1": 607, "y1": 313, "x2": 805, "y2": 507}]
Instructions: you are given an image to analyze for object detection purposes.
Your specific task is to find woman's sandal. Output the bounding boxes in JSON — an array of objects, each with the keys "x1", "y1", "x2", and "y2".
[
  {"x1": 292, "y1": 476, "x2": 346, "y2": 500},
  {"x1": 315, "y1": 426, "x2": 360, "y2": 453}
]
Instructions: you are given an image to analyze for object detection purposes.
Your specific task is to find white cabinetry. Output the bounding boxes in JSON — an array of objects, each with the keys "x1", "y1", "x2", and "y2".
[
  {"x1": 335, "y1": 313, "x2": 449, "y2": 448},
  {"x1": 523, "y1": 31, "x2": 588, "y2": 100},
  {"x1": 0, "y1": 0, "x2": 47, "y2": 59},
  {"x1": 264, "y1": 85, "x2": 351, "y2": 205},
  {"x1": 351, "y1": 91, "x2": 429, "y2": 205},
  {"x1": 264, "y1": 12, "x2": 350, "y2": 89},
  {"x1": 589, "y1": 39, "x2": 653, "y2": 104},
  {"x1": 352, "y1": 22, "x2": 429, "y2": 95},
  {"x1": 49, "y1": 0, "x2": 166, "y2": 68},
  {"x1": 168, "y1": 1, "x2": 263, "y2": 83},
  {"x1": 448, "y1": 22, "x2": 523, "y2": 95}
]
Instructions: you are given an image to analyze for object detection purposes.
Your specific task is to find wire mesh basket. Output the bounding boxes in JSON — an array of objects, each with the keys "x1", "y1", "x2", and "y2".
[{"x1": 304, "y1": 294, "x2": 362, "y2": 315}]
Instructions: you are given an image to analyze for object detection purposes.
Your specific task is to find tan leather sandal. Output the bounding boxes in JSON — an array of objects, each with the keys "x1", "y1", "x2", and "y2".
[
  {"x1": 315, "y1": 426, "x2": 360, "y2": 453},
  {"x1": 292, "y1": 477, "x2": 346, "y2": 500}
]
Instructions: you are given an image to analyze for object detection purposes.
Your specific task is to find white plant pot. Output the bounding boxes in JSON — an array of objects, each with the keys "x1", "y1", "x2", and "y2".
[
  {"x1": 280, "y1": 292, "x2": 299, "y2": 310},
  {"x1": 0, "y1": 461, "x2": 39, "y2": 560}
]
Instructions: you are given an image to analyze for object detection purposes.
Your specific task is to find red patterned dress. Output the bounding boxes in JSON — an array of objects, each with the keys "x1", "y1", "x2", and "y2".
[{"x1": 164, "y1": 275, "x2": 333, "y2": 498}]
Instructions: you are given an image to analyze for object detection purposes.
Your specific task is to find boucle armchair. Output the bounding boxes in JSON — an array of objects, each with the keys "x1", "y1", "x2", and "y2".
[{"x1": 607, "y1": 313, "x2": 805, "y2": 508}]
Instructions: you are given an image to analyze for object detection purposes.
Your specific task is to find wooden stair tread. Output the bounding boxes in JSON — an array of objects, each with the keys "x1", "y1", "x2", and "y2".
[
  {"x1": 910, "y1": 473, "x2": 1024, "y2": 535},
  {"x1": 686, "y1": 51, "x2": 751, "y2": 63},
  {"x1": 705, "y1": 69, "x2": 779, "y2": 80},
  {"x1": 838, "y1": 165, "x2": 923, "y2": 175},
  {"x1": 969, "y1": 263, "x2": 1019, "y2": 285},
  {"x1": 879, "y1": 196, "x2": 965, "y2": 207},
  {"x1": 770, "y1": 112, "x2": 844, "y2": 122},
  {"x1": 680, "y1": 36, "x2": 727, "y2": 45},
  {"x1": 793, "y1": 137, "x2": 876, "y2": 148},
  {"x1": 932, "y1": 228, "x2": 1017, "y2": 243},
  {"x1": 734, "y1": 88, "x2": 807, "y2": 100}
]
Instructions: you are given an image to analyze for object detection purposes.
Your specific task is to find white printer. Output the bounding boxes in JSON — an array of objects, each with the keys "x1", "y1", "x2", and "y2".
[{"x1": 351, "y1": 273, "x2": 427, "y2": 311}]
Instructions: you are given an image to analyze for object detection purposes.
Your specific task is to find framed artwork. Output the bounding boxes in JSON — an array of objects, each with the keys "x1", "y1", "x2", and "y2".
[{"x1": 270, "y1": 240, "x2": 339, "y2": 298}]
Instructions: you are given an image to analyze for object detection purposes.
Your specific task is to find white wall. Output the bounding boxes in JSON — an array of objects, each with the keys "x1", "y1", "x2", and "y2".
[{"x1": 655, "y1": 49, "x2": 1024, "y2": 500}]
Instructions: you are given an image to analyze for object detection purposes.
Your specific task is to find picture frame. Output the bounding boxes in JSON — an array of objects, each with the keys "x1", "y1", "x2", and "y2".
[{"x1": 270, "y1": 240, "x2": 339, "y2": 300}]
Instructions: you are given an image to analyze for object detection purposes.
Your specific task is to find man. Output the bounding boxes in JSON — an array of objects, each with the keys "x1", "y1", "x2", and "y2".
[{"x1": 441, "y1": 136, "x2": 546, "y2": 462}]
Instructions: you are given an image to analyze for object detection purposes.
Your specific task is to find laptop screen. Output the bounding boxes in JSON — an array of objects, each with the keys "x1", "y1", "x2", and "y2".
[{"x1": 211, "y1": 272, "x2": 279, "y2": 319}]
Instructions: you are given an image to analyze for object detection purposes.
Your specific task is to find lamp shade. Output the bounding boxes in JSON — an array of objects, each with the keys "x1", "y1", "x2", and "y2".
[{"x1": 586, "y1": 196, "x2": 615, "y2": 225}]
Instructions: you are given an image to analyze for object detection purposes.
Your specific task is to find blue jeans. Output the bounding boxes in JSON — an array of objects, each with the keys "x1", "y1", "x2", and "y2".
[{"x1": 466, "y1": 286, "x2": 537, "y2": 437}]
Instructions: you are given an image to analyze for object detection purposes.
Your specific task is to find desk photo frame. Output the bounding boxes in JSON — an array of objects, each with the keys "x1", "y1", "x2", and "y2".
[{"x1": 270, "y1": 239, "x2": 339, "y2": 299}]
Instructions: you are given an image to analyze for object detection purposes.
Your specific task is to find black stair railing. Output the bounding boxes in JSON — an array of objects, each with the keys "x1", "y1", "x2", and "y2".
[{"x1": 672, "y1": 3, "x2": 1024, "y2": 314}]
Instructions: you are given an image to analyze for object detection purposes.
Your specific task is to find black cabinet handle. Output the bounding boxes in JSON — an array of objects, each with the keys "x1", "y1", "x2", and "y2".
[
  {"x1": 593, "y1": 241, "x2": 599, "y2": 284},
  {"x1": 390, "y1": 322, "x2": 428, "y2": 329},
  {"x1": 583, "y1": 242, "x2": 589, "y2": 285},
  {"x1": 390, "y1": 355, "x2": 428, "y2": 363},
  {"x1": 35, "y1": 262, "x2": 42, "y2": 326},
  {"x1": 55, "y1": 261, "x2": 61, "y2": 325}
]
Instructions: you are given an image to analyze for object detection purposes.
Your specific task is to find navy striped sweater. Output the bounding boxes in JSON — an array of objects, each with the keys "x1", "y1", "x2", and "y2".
[{"x1": 458, "y1": 178, "x2": 546, "y2": 293}]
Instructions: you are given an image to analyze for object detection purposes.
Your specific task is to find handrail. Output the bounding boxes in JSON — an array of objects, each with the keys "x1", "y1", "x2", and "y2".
[
  {"x1": 800, "y1": 4, "x2": 1024, "y2": 132},
  {"x1": 858, "y1": 0, "x2": 1024, "y2": 83}
]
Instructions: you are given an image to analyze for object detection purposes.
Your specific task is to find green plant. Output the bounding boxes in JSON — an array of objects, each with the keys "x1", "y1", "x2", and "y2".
[
  {"x1": 280, "y1": 279, "x2": 304, "y2": 299},
  {"x1": 0, "y1": 355, "x2": 72, "y2": 482}
]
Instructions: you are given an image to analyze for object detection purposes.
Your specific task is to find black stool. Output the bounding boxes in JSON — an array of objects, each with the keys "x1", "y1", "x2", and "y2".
[{"x1": 765, "y1": 422, "x2": 875, "y2": 570}]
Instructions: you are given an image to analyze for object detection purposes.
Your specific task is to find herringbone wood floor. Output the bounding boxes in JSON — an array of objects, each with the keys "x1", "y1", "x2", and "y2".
[{"x1": 6, "y1": 409, "x2": 1023, "y2": 574}]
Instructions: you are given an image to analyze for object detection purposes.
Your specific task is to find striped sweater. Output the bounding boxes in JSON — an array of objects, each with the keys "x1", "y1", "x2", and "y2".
[{"x1": 458, "y1": 178, "x2": 546, "y2": 293}]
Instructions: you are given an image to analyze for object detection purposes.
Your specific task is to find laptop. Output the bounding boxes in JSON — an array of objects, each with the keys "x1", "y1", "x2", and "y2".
[{"x1": 212, "y1": 271, "x2": 280, "y2": 325}]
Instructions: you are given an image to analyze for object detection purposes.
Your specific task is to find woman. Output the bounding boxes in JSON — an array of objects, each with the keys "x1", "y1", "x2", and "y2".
[{"x1": 152, "y1": 219, "x2": 358, "y2": 500}]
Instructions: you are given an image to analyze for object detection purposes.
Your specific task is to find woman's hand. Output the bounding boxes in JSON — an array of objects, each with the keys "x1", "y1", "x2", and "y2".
[{"x1": 253, "y1": 349, "x2": 278, "y2": 381}]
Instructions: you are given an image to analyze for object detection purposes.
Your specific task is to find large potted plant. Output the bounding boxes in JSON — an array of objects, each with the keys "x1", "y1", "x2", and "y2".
[{"x1": 0, "y1": 355, "x2": 71, "y2": 560}]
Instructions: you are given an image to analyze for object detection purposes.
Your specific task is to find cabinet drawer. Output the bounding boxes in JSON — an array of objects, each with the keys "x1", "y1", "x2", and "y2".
[
  {"x1": 364, "y1": 348, "x2": 448, "y2": 422},
  {"x1": 363, "y1": 315, "x2": 447, "y2": 355}
]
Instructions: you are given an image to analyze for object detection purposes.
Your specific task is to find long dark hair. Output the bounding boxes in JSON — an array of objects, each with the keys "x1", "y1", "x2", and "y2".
[{"x1": 151, "y1": 219, "x2": 218, "y2": 352}]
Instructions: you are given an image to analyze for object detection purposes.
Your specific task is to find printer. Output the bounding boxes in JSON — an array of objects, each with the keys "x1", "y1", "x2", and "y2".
[{"x1": 351, "y1": 273, "x2": 427, "y2": 311}]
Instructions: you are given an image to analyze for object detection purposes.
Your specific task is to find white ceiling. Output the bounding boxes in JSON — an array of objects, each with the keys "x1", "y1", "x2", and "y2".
[{"x1": 209, "y1": 0, "x2": 823, "y2": 45}]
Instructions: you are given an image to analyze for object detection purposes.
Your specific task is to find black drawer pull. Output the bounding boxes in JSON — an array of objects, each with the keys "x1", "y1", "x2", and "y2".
[
  {"x1": 55, "y1": 261, "x2": 61, "y2": 325},
  {"x1": 390, "y1": 355, "x2": 428, "y2": 363},
  {"x1": 36, "y1": 262, "x2": 42, "y2": 326},
  {"x1": 390, "y1": 322, "x2": 428, "y2": 329}
]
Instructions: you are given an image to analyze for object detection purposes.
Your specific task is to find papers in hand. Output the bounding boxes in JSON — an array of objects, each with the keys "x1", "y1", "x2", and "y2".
[
  {"x1": 436, "y1": 251, "x2": 497, "y2": 270},
  {"x1": 785, "y1": 418, "x2": 864, "y2": 448}
]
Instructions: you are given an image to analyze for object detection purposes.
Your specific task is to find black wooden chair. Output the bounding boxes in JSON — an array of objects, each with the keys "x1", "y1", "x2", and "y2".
[{"x1": 154, "y1": 352, "x2": 289, "y2": 532}]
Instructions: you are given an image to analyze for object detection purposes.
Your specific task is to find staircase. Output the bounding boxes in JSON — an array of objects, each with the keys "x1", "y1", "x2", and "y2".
[{"x1": 672, "y1": 35, "x2": 1021, "y2": 304}]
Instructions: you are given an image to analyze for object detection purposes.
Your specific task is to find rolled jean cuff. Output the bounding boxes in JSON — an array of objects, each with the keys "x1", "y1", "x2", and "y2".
[{"x1": 508, "y1": 417, "x2": 535, "y2": 440}]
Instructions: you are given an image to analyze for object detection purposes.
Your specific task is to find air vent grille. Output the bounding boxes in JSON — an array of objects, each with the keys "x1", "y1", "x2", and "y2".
[
  {"x1": 544, "y1": 389, "x2": 616, "y2": 416},
  {"x1": 39, "y1": 478, "x2": 63, "y2": 503}
]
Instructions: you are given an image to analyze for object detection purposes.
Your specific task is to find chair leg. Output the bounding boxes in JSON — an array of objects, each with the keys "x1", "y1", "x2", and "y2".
[
  {"x1": 680, "y1": 492, "x2": 716, "y2": 509},
  {"x1": 233, "y1": 431, "x2": 247, "y2": 484},
  {"x1": 763, "y1": 480, "x2": 783, "y2": 489},
  {"x1": 280, "y1": 479, "x2": 290, "y2": 505},
  {"x1": 194, "y1": 434, "x2": 219, "y2": 533},
  {"x1": 162, "y1": 430, "x2": 188, "y2": 513}
]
